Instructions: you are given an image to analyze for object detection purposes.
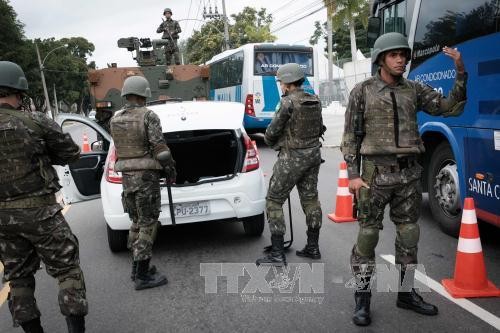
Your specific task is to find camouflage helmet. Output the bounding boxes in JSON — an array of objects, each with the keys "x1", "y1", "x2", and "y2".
[
  {"x1": 371, "y1": 32, "x2": 411, "y2": 64},
  {"x1": 276, "y1": 63, "x2": 305, "y2": 84},
  {"x1": 0, "y1": 61, "x2": 28, "y2": 91},
  {"x1": 121, "y1": 75, "x2": 151, "y2": 98},
  {"x1": 163, "y1": 8, "x2": 172, "y2": 14}
]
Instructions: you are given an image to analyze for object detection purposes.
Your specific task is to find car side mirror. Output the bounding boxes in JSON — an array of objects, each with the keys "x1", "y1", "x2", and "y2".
[
  {"x1": 367, "y1": 17, "x2": 381, "y2": 48},
  {"x1": 91, "y1": 140, "x2": 103, "y2": 152}
]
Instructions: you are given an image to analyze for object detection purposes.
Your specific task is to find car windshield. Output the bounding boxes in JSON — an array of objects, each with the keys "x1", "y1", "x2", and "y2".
[{"x1": 254, "y1": 51, "x2": 313, "y2": 76}]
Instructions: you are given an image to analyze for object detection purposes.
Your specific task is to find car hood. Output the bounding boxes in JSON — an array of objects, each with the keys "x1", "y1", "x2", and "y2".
[{"x1": 149, "y1": 101, "x2": 244, "y2": 132}]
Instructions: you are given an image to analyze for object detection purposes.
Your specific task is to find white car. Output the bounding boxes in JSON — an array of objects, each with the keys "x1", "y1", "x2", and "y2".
[
  {"x1": 56, "y1": 101, "x2": 267, "y2": 251},
  {"x1": 88, "y1": 110, "x2": 96, "y2": 120}
]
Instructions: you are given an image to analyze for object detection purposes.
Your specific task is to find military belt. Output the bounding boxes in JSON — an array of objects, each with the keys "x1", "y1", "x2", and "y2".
[
  {"x1": 364, "y1": 155, "x2": 416, "y2": 173},
  {"x1": 0, "y1": 194, "x2": 57, "y2": 209}
]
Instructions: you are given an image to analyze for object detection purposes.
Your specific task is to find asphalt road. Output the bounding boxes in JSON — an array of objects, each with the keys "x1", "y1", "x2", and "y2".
[{"x1": 0, "y1": 138, "x2": 499, "y2": 332}]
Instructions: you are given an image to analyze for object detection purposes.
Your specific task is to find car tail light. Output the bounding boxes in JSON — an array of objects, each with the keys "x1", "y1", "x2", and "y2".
[
  {"x1": 105, "y1": 147, "x2": 122, "y2": 184},
  {"x1": 242, "y1": 134, "x2": 259, "y2": 172},
  {"x1": 244, "y1": 94, "x2": 255, "y2": 117}
]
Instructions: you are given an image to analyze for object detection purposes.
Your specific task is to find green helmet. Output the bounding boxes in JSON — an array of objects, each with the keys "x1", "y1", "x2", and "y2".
[
  {"x1": 164, "y1": 8, "x2": 172, "y2": 14},
  {"x1": 121, "y1": 75, "x2": 151, "y2": 98},
  {"x1": 276, "y1": 63, "x2": 305, "y2": 84},
  {"x1": 0, "y1": 61, "x2": 28, "y2": 91},
  {"x1": 371, "y1": 32, "x2": 411, "y2": 64}
]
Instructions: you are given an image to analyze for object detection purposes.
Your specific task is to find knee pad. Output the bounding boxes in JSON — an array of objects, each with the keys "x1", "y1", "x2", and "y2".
[
  {"x1": 356, "y1": 227, "x2": 380, "y2": 258},
  {"x1": 8, "y1": 277, "x2": 40, "y2": 324},
  {"x1": 397, "y1": 223, "x2": 420, "y2": 249}
]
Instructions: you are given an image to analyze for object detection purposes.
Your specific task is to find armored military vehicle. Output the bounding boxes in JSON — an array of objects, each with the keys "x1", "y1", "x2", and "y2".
[{"x1": 88, "y1": 37, "x2": 209, "y2": 120}]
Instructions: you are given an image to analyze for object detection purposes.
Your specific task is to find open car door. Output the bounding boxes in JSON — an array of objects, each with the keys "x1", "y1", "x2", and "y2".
[{"x1": 55, "y1": 114, "x2": 112, "y2": 204}]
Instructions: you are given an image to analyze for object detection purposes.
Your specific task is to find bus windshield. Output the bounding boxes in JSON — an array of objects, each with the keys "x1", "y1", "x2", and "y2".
[{"x1": 254, "y1": 51, "x2": 313, "y2": 76}]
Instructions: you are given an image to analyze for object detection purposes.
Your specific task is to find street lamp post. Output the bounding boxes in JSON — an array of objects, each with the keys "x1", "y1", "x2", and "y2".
[{"x1": 35, "y1": 43, "x2": 67, "y2": 119}]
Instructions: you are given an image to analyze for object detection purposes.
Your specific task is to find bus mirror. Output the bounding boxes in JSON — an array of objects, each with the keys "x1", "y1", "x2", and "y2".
[{"x1": 367, "y1": 17, "x2": 381, "y2": 48}]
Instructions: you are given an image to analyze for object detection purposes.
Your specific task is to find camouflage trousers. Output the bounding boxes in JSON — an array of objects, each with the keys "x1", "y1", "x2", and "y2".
[
  {"x1": 0, "y1": 204, "x2": 88, "y2": 326},
  {"x1": 164, "y1": 39, "x2": 180, "y2": 65},
  {"x1": 266, "y1": 147, "x2": 323, "y2": 236},
  {"x1": 121, "y1": 170, "x2": 161, "y2": 261},
  {"x1": 351, "y1": 159, "x2": 423, "y2": 288}
]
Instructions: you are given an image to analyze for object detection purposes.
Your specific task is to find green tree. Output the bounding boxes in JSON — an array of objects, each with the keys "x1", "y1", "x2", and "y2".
[
  {"x1": 310, "y1": 16, "x2": 370, "y2": 60},
  {"x1": 0, "y1": 0, "x2": 24, "y2": 62},
  {"x1": 320, "y1": 0, "x2": 369, "y2": 63},
  {"x1": 185, "y1": 7, "x2": 276, "y2": 64}
]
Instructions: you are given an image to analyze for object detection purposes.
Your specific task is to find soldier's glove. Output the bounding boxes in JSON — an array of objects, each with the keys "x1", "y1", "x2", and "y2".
[{"x1": 157, "y1": 150, "x2": 176, "y2": 184}]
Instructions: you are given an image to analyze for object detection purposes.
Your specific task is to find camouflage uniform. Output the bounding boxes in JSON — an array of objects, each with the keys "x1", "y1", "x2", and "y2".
[
  {"x1": 0, "y1": 104, "x2": 88, "y2": 327},
  {"x1": 265, "y1": 89, "x2": 324, "y2": 236},
  {"x1": 110, "y1": 103, "x2": 172, "y2": 261},
  {"x1": 156, "y1": 18, "x2": 182, "y2": 65},
  {"x1": 341, "y1": 70, "x2": 467, "y2": 284}
]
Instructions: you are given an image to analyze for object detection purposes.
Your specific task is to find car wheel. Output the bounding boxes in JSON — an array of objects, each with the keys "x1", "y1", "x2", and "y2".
[
  {"x1": 242, "y1": 213, "x2": 265, "y2": 236},
  {"x1": 428, "y1": 142, "x2": 462, "y2": 237},
  {"x1": 107, "y1": 224, "x2": 128, "y2": 252}
]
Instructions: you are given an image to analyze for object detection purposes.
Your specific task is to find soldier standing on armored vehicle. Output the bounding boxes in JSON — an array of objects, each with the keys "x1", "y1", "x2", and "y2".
[
  {"x1": 156, "y1": 8, "x2": 181, "y2": 66},
  {"x1": 110, "y1": 75, "x2": 176, "y2": 290},
  {"x1": 341, "y1": 32, "x2": 467, "y2": 326},
  {"x1": 0, "y1": 61, "x2": 88, "y2": 332}
]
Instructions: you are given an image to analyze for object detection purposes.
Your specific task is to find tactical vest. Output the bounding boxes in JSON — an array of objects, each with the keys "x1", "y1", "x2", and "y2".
[
  {"x1": 285, "y1": 91, "x2": 323, "y2": 149},
  {"x1": 360, "y1": 81, "x2": 424, "y2": 155},
  {"x1": 110, "y1": 107, "x2": 162, "y2": 172},
  {"x1": 0, "y1": 108, "x2": 48, "y2": 199}
]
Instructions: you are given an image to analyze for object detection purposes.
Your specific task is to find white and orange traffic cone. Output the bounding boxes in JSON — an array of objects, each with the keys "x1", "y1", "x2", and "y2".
[
  {"x1": 82, "y1": 133, "x2": 90, "y2": 153},
  {"x1": 328, "y1": 161, "x2": 356, "y2": 223},
  {"x1": 442, "y1": 197, "x2": 500, "y2": 298}
]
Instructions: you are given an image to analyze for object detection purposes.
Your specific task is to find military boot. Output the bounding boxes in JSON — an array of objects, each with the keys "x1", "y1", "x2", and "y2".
[
  {"x1": 131, "y1": 261, "x2": 157, "y2": 281},
  {"x1": 20, "y1": 317, "x2": 44, "y2": 333},
  {"x1": 256, "y1": 234, "x2": 287, "y2": 266},
  {"x1": 65, "y1": 315, "x2": 85, "y2": 333},
  {"x1": 134, "y1": 259, "x2": 168, "y2": 290},
  {"x1": 396, "y1": 268, "x2": 438, "y2": 315},
  {"x1": 352, "y1": 291, "x2": 371, "y2": 326},
  {"x1": 296, "y1": 228, "x2": 321, "y2": 259},
  {"x1": 397, "y1": 288, "x2": 438, "y2": 315}
]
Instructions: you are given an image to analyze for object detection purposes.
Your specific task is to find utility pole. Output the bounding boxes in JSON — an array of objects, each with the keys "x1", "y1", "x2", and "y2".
[
  {"x1": 35, "y1": 43, "x2": 53, "y2": 119},
  {"x1": 327, "y1": 18, "x2": 333, "y2": 82},
  {"x1": 53, "y1": 84, "x2": 59, "y2": 115},
  {"x1": 221, "y1": 0, "x2": 230, "y2": 50}
]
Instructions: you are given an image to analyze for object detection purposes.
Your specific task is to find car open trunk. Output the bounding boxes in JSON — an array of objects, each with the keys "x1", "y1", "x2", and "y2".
[{"x1": 165, "y1": 129, "x2": 242, "y2": 185}]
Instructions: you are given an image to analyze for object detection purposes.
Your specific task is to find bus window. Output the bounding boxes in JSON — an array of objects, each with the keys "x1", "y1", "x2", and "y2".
[
  {"x1": 253, "y1": 51, "x2": 313, "y2": 76},
  {"x1": 381, "y1": 0, "x2": 416, "y2": 36},
  {"x1": 411, "y1": 0, "x2": 500, "y2": 70}
]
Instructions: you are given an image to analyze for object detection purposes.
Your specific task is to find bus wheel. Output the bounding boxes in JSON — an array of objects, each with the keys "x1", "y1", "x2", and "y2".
[{"x1": 428, "y1": 142, "x2": 462, "y2": 237}]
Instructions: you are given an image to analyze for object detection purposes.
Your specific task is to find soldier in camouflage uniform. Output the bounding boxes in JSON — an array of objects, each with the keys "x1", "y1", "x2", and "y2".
[
  {"x1": 341, "y1": 33, "x2": 467, "y2": 326},
  {"x1": 256, "y1": 63, "x2": 325, "y2": 266},
  {"x1": 0, "y1": 61, "x2": 87, "y2": 332},
  {"x1": 156, "y1": 8, "x2": 182, "y2": 65},
  {"x1": 110, "y1": 75, "x2": 176, "y2": 290}
]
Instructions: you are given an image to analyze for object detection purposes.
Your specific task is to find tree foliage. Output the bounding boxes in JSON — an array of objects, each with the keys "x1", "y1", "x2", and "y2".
[
  {"x1": 185, "y1": 7, "x2": 276, "y2": 64},
  {"x1": 0, "y1": 0, "x2": 95, "y2": 113}
]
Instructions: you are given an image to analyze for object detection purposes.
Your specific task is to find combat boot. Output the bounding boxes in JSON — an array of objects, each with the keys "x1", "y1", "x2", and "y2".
[
  {"x1": 131, "y1": 261, "x2": 157, "y2": 281},
  {"x1": 20, "y1": 317, "x2": 44, "y2": 333},
  {"x1": 256, "y1": 234, "x2": 287, "y2": 266},
  {"x1": 352, "y1": 291, "x2": 371, "y2": 326},
  {"x1": 65, "y1": 315, "x2": 85, "y2": 333},
  {"x1": 296, "y1": 228, "x2": 321, "y2": 259},
  {"x1": 134, "y1": 259, "x2": 168, "y2": 290},
  {"x1": 397, "y1": 288, "x2": 438, "y2": 315}
]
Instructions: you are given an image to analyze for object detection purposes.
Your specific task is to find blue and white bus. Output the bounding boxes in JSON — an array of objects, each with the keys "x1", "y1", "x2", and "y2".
[
  {"x1": 369, "y1": 0, "x2": 500, "y2": 236},
  {"x1": 206, "y1": 43, "x2": 319, "y2": 133}
]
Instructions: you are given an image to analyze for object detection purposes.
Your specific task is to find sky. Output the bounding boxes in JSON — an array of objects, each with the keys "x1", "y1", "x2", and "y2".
[{"x1": 10, "y1": 0, "x2": 328, "y2": 68}]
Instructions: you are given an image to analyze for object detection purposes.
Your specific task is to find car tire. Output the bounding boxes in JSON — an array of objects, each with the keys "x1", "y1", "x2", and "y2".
[
  {"x1": 107, "y1": 224, "x2": 128, "y2": 252},
  {"x1": 428, "y1": 142, "x2": 462, "y2": 237},
  {"x1": 242, "y1": 213, "x2": 265, "y2": 236}
]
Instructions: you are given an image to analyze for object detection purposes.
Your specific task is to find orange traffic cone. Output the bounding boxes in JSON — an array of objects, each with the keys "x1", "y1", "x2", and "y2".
[
  {"x1": 82, "y1": 133, "x2": 90, "y2": 153},
  {"x1": 442, "y1": 197, "x2": 500, "y2": 298},
  {"x1": 328, "y1": 161, "x2": 356, "y2": 223}
]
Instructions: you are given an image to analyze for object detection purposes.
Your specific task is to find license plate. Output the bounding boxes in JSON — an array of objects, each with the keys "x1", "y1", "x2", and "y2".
[{"x1": 173, "y1": 201, "x2": 210, "y2": 217}]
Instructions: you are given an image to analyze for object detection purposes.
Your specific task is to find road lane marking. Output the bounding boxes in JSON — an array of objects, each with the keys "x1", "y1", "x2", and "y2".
[
  {"x1": 0, "y1": 204, "x2": 71, "y2": 308},
  {"x1": 380, "y1": 254, "x2": 500, "y2": 330}
]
